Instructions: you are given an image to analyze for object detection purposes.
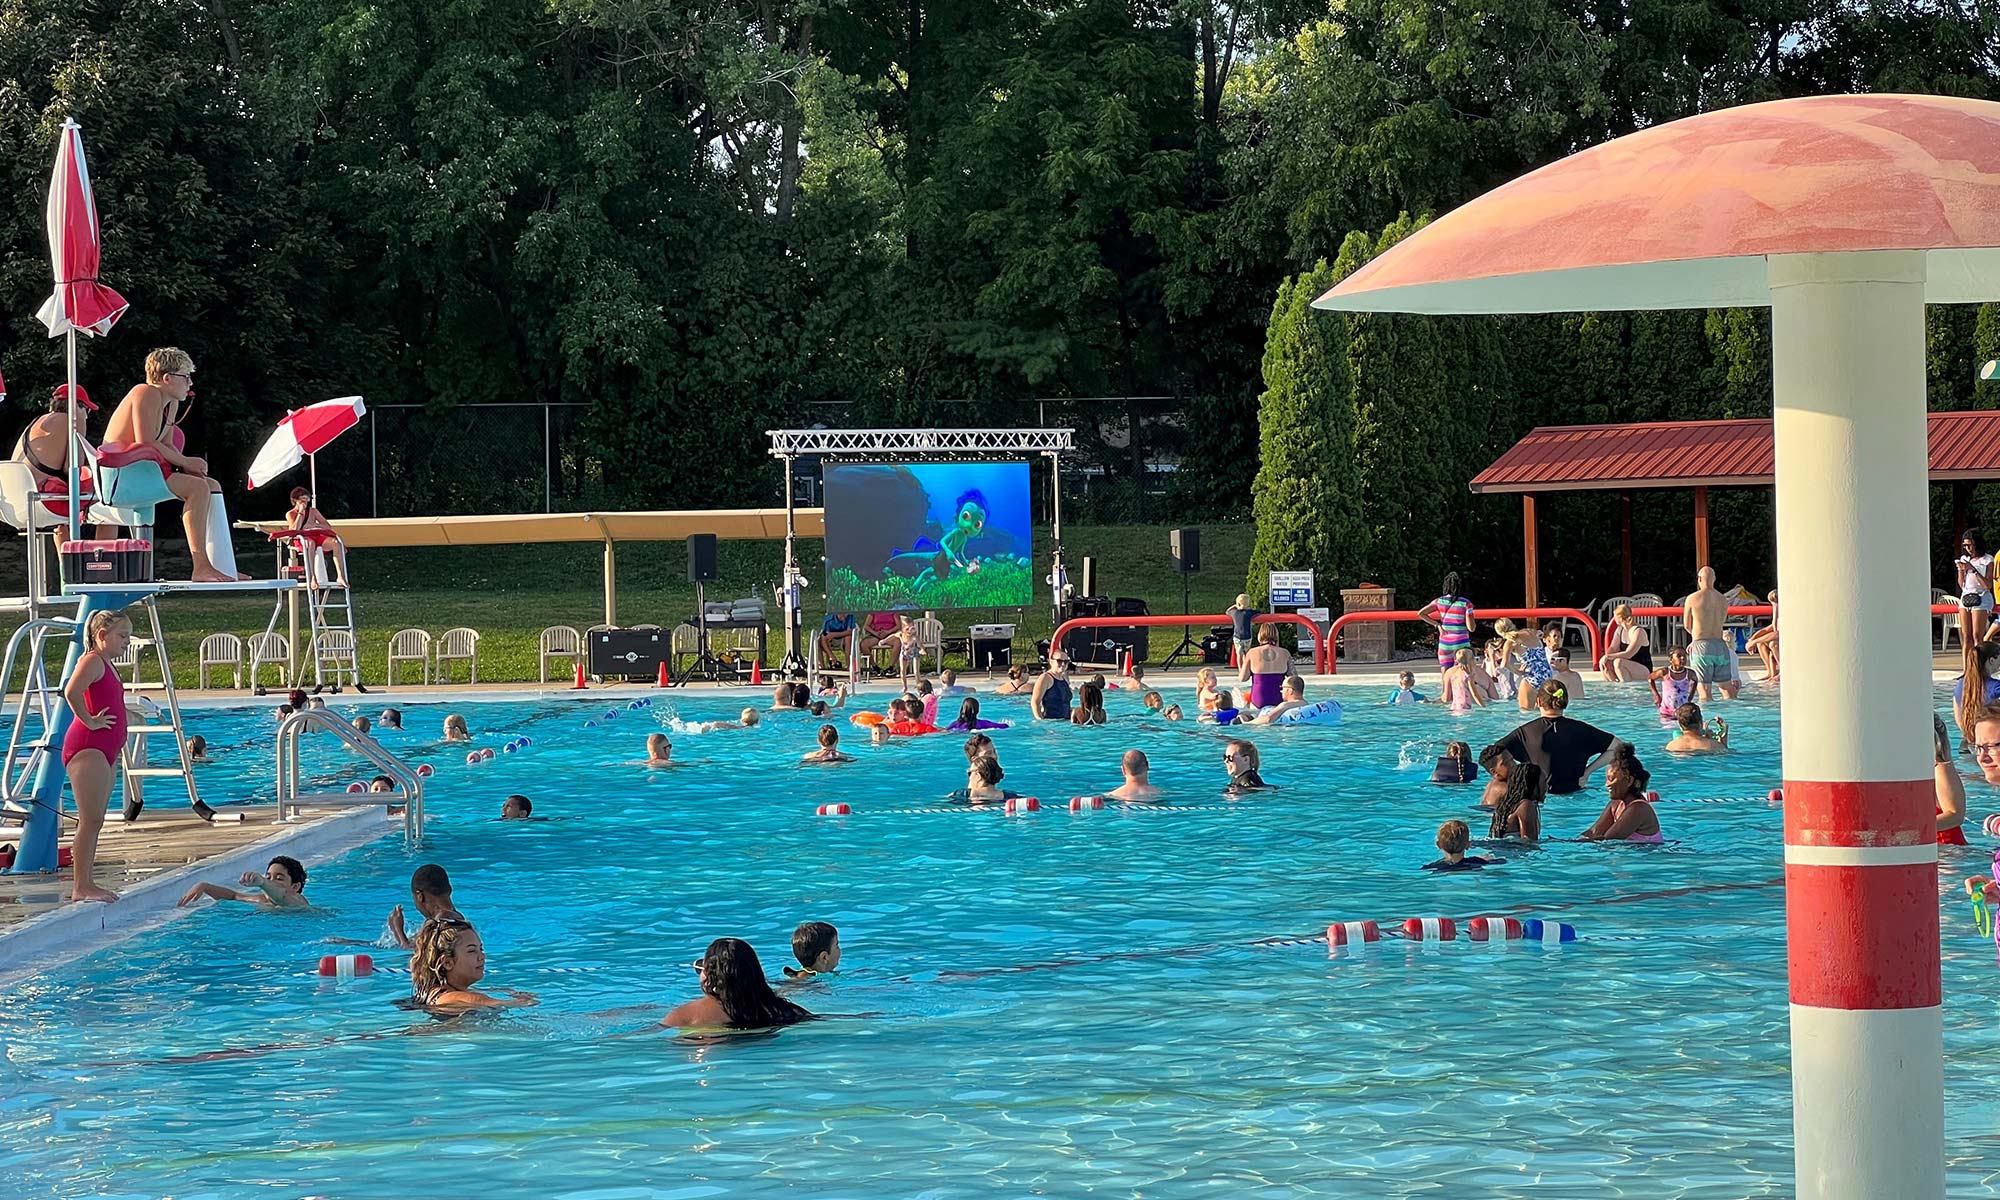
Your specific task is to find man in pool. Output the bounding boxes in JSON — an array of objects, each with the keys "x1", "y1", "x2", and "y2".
[
  {"x1": 389, "y1": 863, "x2": 463, "y2": 949},
  {"x1": 1250, "y1": 675, "x2": 1310, "y2": 724},
  {"x1": 1107, "y1": 749, "x2": 1162, "y2": 801},
  {"x1": 784, "y1": 920, "x2": 842, "y2": 978},
  {"x1": 178, "y1": 856, "x2": 310, "y2": 909},
  {"x1": 501, "y1": 795, "x2": 533, "y2": 820},
  {"x1": 1682, "y1": 566, "x2": 1741, "y2": 701}
]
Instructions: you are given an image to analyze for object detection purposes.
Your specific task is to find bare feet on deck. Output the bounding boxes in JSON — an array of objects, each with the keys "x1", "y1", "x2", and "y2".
[
  {"x1": 71, "y1": 885, "x2": 118, "y2": 903},
  {"x1": 189, "y1": 568, "x2": 247, "y2": 584}
]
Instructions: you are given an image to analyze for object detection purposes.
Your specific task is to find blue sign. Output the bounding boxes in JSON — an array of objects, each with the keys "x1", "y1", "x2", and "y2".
[{"x1": 1268, "y1": 570, "x2": 1315, "y2": 607}]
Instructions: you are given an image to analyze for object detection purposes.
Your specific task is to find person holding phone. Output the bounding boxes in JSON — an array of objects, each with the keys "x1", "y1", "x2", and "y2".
[{"x1": 1957, "y1": 529, "x2": 1995, "y2": 645}]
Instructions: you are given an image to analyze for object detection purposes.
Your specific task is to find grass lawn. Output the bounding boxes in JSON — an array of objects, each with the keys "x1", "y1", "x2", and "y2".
[{"x1": 0, "y1": 524, "x2": 1259, "y2": 686}]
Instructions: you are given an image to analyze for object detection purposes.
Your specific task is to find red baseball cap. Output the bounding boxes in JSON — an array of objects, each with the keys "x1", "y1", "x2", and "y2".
[{"x1": 53, "y1": 383, "x2": 96, "y2": 412}]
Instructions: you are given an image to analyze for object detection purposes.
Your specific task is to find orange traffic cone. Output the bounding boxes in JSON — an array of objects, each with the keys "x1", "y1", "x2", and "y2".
[
  {"x1": 1122, "y1": 649, "x2": 1133, "y2": 675},
  {"x1": 656, "y1": 661, "x2": 669, "y2": 688},
  {"x1": 1230, "y1": 643, "x2": 1239, "y2": 669},
  {"x1": 572, "y1": 660, "x2": 588, "y2": 690},
  {"x1": 750, "y1": 658, "x2": 763, "y2": 685}
]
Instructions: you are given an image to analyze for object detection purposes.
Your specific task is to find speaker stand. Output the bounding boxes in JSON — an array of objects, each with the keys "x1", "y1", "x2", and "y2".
[
  {"x1": 687, "y1": 580, "x2": 727, "y2": 682},
  {"x1": 1160, "y1": 571, "x2": 1203, "y2": 670}
]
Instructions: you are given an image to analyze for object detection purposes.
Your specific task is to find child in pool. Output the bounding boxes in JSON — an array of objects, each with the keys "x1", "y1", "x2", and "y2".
[
  {"x1": 442, "y1": 713, "x2": 470, "y2": 742},
  {"x1": 388, "y1": 862, "x2": 462, "y2": 949},
  {"x1": 1203, "y1": 689, "x2": 1243, "y2": 725},
  {"x1": 1423, "y1": 819, "x2": 1499, "y2": 871},
  {"x1": 784, "y1": 920, "x2": 842, "y2": 978},
  {"x1": 185, "y1": 734, "x2": 211, "y2": 763},
  {"x1": 1196, "y1": 667, "x2": 1222, "y2": 712},
  {"x1": 1477, "y1": 747, "x2": 1509, "y2": 808},
  {"x1": 1385, "y1": 671, "x2": 1428, "y2": 705},
  {"x1": 801, "y1": 724, "x2": 854, "y2": 763},
  {"x1": 178, "y1": 855, "x2": 311, "y2": 909},
  {"x1": 500, "y1": 795, "x2": 533, "y2": 820},
  {"x1": 1664, "y1": 702, "x2": 1729, "y2": 753},
  {"x1": 1432, "y1": 741, "x2": 1478, "y2": 784}
]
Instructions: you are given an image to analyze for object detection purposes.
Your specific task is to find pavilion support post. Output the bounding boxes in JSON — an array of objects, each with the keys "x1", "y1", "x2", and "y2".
[
  {"x1": 1770, "y1": 250, "x2": 1940, "y2": 1200},
  {"x1": 1620, "y1": 491, "x2": 1634, "y2": 595},
  {"x1": 1693, "y1": 486, "x2": 1711, "y2": 571},
  {"x1": 602, "y1": 538, "x2": 618, "y2": 627},
  {"x1": 1521, "y1": 494, "x2": 1539, "y2": 609}
]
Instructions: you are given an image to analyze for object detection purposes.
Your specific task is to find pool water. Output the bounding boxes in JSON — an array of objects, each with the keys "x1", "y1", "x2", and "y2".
[{"x1": 3, "y1": 681, "x2": 1998, "y2": 1198}]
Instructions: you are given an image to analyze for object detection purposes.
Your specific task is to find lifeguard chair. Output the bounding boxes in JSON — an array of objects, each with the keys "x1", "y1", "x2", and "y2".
[{"x1": 257, "y1": 527, "x2": 358, "y2": 689}]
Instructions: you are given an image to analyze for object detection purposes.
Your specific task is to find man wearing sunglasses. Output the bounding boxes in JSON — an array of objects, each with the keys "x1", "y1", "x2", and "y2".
[{"x1": 102, "y1": 347, "x2": 245, "y2": 582}]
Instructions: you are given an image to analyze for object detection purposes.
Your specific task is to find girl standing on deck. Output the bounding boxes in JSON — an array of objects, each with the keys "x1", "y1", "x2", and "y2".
[
  {"x1": 1418, "y1": 573, "x2": 1475, "y2": 684},
  {"x1": 61, "y1": 609, "x2": 132, "y2": 903}
]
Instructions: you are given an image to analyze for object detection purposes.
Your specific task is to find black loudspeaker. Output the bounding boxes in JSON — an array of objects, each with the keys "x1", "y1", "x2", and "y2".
[
  {"x1": 687, "y1": 533, "x2": 719, "y2": 583},
  {"x1": 1105, "y1": 597, "x2": 1151, "y2": 661},
  {"x1": 590, "y1": 628, "x2": 669, "y2": 679},
  {"x1": 1170, "y1": 528, "x2": 1201, "y2": 574}
]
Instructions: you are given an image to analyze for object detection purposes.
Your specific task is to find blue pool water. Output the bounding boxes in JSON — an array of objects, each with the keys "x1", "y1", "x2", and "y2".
[{"x1": 3, "y1": 681, "x2": 1999, "y2": 1198}]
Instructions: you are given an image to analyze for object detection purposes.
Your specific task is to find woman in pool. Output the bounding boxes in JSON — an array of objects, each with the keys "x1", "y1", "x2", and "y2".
[
  {"x1": 662, "y1": 937, "x2": 814, "y2": 1030},
  {"x1": 442, "y1": 713, "x2": 470, "y2": 742},
  {"x1": 1599, "y1": 603, "x2": 1653, "y2": 683},
  {"x1": 964, "y1": 753, "x2": 1007, "y2": 801},
  {"x1": 993, "y1": 664, "x2": 1033, "y2": 696},
  {"x1": 1487, "y1": 759, "x2": 1545, "y2": 840},
  {"x1": 1581, "y1": 749, "x2": 1662, "y2": 843},
  {"x1": 1441, "y1": 649, "x2": 1486, "y2": 715},
  {"x1": 1222, "y1": 738, "x2": 1270, "y2": 794},
  {"x1": 1494, "y1": 681, "x2": 1622, "y2": 796},
  {"x1": 945, "y1": 697, "x2": 1009, "y2": 732},
  {"x1": 61, "y1": 609, "x2": 133, "y2": 902},
  {"x1": 1070, "y1": 681, "x2": 1109, "y2": 726},
  {"x1": 1238, "y1": 625, "x2": 1292, "y2": 709},
  {"x1": 1956, "y1": 639, "x2": 2000, "y2": 748},
  {"x1": 379, "y1": 708, "x2": 403, "y2": 730},
  {"x1": 411, "y1": 918, "x2": 536, "y2": 1010},
  {"x1": 645, "y1": 733, "x2": 678, "y2": 767},
  {"x1": 801, "y1": 724, "x2": 854, "y2": 763},
  {"x1": 1664, "y1": 702, "x2": 1728, "y2": 753},
  {"x1": 1647, "y1": 645, "x2": 1698, "y2": 722}
]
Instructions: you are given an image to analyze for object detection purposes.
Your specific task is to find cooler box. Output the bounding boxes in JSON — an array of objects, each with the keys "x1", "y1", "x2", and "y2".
[{"x1": 60, "y1": 539, "x2": 152, "y2": 586}]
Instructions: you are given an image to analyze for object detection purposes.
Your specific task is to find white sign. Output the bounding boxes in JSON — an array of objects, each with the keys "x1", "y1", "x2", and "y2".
[
  {"x1": 1269, "y1": 570, "x2": 1315, "y2": 607},
  {"x1": 1295, "y1": 606, "x2": 1329, "y2": 656}
]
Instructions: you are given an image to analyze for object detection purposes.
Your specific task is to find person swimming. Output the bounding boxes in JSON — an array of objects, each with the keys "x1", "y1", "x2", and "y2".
[
  {"x1": 178, "y1": 856, "x2": 311, "y2": 909},
  {"x1": 379, "y1": 708, "x2": 404, "y2": 730},
  {"x1": 1664, "y1": 702, "x2": 1729, "y2": 753},
  {"x1": 784, "y1": 920, "x2": 842, "y2": 979},
  {"x1": 1222, "y1": 738, "x2": 1270, "y2": 794},
  {"x1": 1070, "y1": 681, "x2": 1108, "y2": 726},
  {"x1": 645, "y1": 733, "x2": 678, "y2": 767},
  {"x1": 1385, "y1": 671, "x2": 1428, "y2": 705},
  {"x1": 964, "y1": 754, "x2": 1007, "y2": 801},
  {"x1": 945, "y1": 697, "x2": 1009, "y2": 732},
  {"x1": 410, "y1": 918, "x2": 536, "y2": 1011},
  {"x1": 662, "y1": 937, "x2": 814, "y2": 1030},
  {"x1": 1431, "y1": 740, "x2": 1478, "y2": 784},
  {"x1": 442, "y1": 713, "x2": 470, "y2": 742},
  {"x1": 1580, "y1": 748, "x2": 1663, "y2": 843},
  {"x1": 1424, "y1": 819, "x2": 1499, "y2": 871},
  {"x1": 500, "y1": 795, "x2": 534, "y2": 820},
  {"x1": 185, "y1": 733, "x2": 211, "y2": 763},
  {"x1": 801, "y1": 724, "x2": 854, "y2": 763}
]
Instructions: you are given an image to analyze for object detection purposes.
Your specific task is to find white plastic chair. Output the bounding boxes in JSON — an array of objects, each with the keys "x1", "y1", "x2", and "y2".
[
  {"x1": 247, "y1": 632, "x2": 290, "y2": 689},
  {"x1": 314, "y1": 629, "x2": 360, "y2": 688},
  {"x1": 1625, "y1": 592, "x2": 1666, "y2": 651},
  {"x1": 387, "y1": 628, "x2": 433, "y2": 686},
  {"x1": 914, "y1": 616, "x2": 945, "y2": 672},
  {"x1": 671, "y1": 623, "x2": 701, "y2": 673},
  {"x1": 435, "y1": 627, "x2": 480, "y2": 683},
  {"x1": 537, "y1": 625, "x2": 582, "y2": 683},
  {"x1": 198, "y1": 632, "x2": 243, "y2": 689},
  {"x1": 1937, "y1": 589, "x2": 1962, "y2": 651}
]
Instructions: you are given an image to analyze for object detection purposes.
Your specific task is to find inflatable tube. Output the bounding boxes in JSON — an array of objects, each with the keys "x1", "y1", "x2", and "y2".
[
  {"x1": 851, "y1": 711, "x2": 887, "y2": 728},
  {"x1": 1276, "y1": 698, "x2": 1344, "y2": 726}
]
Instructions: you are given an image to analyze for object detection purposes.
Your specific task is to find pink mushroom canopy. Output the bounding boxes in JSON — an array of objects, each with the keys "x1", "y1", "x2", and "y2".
[{"x1": 1315, "y1": 93, "x2": 2000, "y2": 315}]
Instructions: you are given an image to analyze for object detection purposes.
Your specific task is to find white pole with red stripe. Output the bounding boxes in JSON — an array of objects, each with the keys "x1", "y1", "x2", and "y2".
[{"x1": 1770, "y1": 250, "x2": 1942, "y2": 1199}]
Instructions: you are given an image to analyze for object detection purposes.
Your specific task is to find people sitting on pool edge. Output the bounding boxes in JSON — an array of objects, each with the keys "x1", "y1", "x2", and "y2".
[
  {"x1": 389, "y1": 863, "x2": 462, "y2": 949},
  {"x1": 1492, "y1": 681, "x2": 1623, "y2": 796},
  {"x1": 1599, "y1": 602, "x2": 1653, "y2": 683},
  {"x1": 1665, "y1": 703, "x2": 1729, "y2": 753},
  {"x1": 945, "y1": 697, "x2": 1008, "y2": 732},
  {"x1": 178, "y1": 856, "x2": 310, "y2": 909},
  {"x1": 1385, "y1": 671, "x2": 1427, "y2": 705},
  {"x1": 501, "y1": 795, "x2": 533, "y2": 820},
  {"x1": 801, "y1": 724, "x2": 854, "y2": 764},
  {"x1": 1580, "y1": 748, "x2": 1663, "y2": 843},
  {"x1": 1223, "y1": 739, "x2": 1270, "y2": 795},
  {"x1": 411, "y1": 917, "x2": 536, "y2": 1011},
  {"x1": 1432, "y1": 741, "x2": 1478, "y2": 784},
  {"x1": 663, "y1": 937, "x2": 813, "y2": 1030},
  {"x1": 1425, "y1": 819, "x2": 1500, "y2": 871},
  {"x1": 784, "y1": 920, "x2": 841, "y2": 978}
]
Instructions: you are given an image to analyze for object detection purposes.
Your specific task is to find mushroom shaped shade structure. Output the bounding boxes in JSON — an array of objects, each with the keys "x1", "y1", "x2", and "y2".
[
  {"x1": 1314, "y1": 93, "x2": 2000, "y2": 314},
  {"x1": 1315, "y1": 93, "x2": 2000, "y2": 1200}
]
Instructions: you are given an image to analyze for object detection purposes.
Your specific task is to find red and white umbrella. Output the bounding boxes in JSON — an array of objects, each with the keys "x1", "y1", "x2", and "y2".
[
  {"x1": 247, "y1": 396, "x2": 367, "y2": 495},
  {"x1": 35, "y1": 119, "x2": 127, "y2": 339}
]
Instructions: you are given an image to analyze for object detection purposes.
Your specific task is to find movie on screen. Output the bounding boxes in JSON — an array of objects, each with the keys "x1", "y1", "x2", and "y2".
[{"x1": 821, "y1": 462, "x2": 1034, "y2": 611}]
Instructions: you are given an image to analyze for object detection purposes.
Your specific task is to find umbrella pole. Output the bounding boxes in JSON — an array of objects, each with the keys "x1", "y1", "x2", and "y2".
[{"x1": 65, "y1": 330, "x2": 79, "y2": 541}]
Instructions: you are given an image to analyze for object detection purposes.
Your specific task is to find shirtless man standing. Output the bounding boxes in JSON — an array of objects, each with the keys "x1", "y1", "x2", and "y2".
[
  {"x1": 101, "y1": 348, "x2": 241, "y2": 582},
  {"x1": 1682, "y1": 566, "x2": 1740, "y2": 701}
]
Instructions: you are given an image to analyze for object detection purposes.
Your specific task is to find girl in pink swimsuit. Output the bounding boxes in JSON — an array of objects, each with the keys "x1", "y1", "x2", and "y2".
[
  {"x1": 1442, "y1": 648, "x2": 1486, "y2": 714},
  {"x1": 61, "y1": 609, "x2": 133, "y2": 903}
]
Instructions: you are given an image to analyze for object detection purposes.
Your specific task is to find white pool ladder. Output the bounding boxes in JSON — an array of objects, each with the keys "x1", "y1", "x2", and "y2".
[{"x1": 275, "y1": 709, "x2": 423, "y2": 844}]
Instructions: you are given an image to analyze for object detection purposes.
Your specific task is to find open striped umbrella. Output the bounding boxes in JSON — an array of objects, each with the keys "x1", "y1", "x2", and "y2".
[{"x1": 247, "y1": 396, "x2": 366, "y2": 496}]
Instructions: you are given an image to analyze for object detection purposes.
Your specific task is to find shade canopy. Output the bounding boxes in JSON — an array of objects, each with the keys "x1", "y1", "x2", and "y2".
[{"x1": 1315, "y1": 94, "x2": 2000, "y2": 315}]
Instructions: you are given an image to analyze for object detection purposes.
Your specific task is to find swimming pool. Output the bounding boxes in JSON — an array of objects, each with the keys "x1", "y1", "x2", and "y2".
[{"x1": 3, "y1": 681, "x2": 1997, "y2": 1197}]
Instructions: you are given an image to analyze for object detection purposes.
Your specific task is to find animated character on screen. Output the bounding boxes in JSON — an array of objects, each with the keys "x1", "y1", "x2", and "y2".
[{"x1": 883, "y1": 489, "x2": 988, "y2": 590}]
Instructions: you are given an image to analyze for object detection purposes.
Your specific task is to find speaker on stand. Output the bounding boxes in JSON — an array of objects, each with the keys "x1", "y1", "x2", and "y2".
[
  {"x1": 685, "y1": 534, "x2": 724, "y2": 682},
  {"x1": 1161, "y1": 528, "x2": 1204, "y2": 669}
]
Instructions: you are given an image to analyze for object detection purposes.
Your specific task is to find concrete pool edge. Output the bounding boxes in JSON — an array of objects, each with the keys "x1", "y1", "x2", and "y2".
[{"x1": 0, "y1": 806, "x2": 399, "y2": 988}]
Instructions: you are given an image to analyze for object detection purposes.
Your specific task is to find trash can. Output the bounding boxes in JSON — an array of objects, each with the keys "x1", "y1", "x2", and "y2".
[{"x1": 1339, "y1": 585, "x2": 1395, "y2": 663}]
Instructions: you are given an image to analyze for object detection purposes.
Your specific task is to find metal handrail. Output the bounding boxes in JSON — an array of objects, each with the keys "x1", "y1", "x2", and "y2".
[
  {"x1": 1323, "y1": 607, "x2": 1604, "y2": 673},
  {"x1": 0, "y1": 617, "x2": 77, "y2": 808},
  {"x1": 275, "y1": 709, "x2": 423, "y2": 843}
]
